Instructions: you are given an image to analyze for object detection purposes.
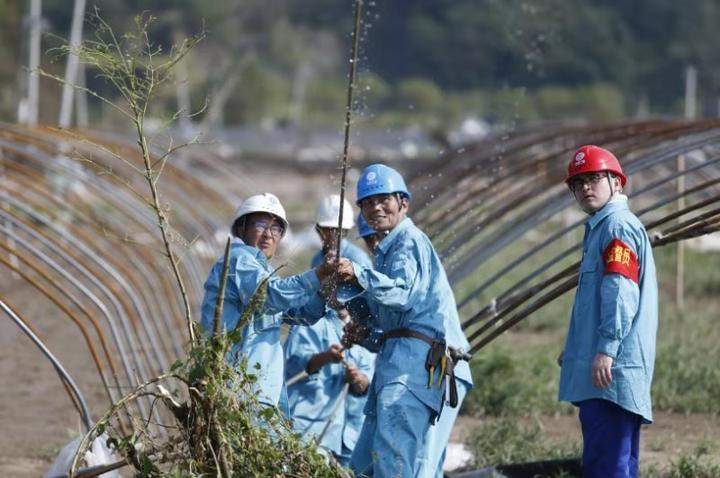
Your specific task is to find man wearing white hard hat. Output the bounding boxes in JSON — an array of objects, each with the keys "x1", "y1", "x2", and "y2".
[
  {"x1": 200, "y1": 192, "x2": 333, "y2": 410},
  {"x1": 285, "y1": 194, "x2": 375, "y2": 465}
]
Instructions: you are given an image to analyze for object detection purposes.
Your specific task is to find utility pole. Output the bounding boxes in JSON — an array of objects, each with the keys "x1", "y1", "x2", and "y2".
[
  {"x1": 75, "y1": 63, "x2": 89, "y2": 128},
  {"x1": 676, "y1": 153, "x2": 685, "y2": 311},
  {"x1": 677, "y1": 65, "x2": 697, "y2": 311},
  {"x1": 174, "y1": 30, "x2": 193, "y2": 137},
  {"x1": 24, "y1": 0, "x2": 42, "y2": 125},
  {"x1": 58, "y1": 0, "x2": 87, "y2": 128}
]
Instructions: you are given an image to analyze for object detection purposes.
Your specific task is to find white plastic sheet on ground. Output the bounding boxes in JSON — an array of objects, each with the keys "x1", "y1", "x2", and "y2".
[{"x1": 45, "y1": 434, "x2": 119, "y2": 478}]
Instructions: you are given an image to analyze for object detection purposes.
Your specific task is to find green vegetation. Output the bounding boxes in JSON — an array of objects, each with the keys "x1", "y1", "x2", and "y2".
[
  {"x1": 72, "y1": 320, "x2": 344, "y2": 476},
  {"x1": 643, "y1": 444, "x2": 720, "y2": 478},
  {"x1": 464, "y1": 345, "x2": 573, "y2": 418},
  {"x1": 4, "y1": 0, "x2": 720, "y2": 127},
  {"x1": 467, "y1": 417, "x2": 580, "y2": 468}
]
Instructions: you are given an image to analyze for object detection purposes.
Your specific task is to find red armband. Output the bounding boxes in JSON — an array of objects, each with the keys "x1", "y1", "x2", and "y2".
[{"x1": 603, "y1": 238, "x2": 639, "y2": 284}]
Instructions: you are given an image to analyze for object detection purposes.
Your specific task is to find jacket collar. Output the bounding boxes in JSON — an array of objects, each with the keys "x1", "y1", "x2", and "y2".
[
  {"x1": 231, "y1": 236, "x2": 268, "y2": 265},
  {"x1": 587, "y1": 194, "x2": 629, "y2": 230},
  {"x1": 377, "y1": 217, "x2": 413, "y2": 254}
]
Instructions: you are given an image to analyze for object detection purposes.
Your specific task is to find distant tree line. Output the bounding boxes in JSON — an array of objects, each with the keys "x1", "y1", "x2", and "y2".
[{"x1": 1, "y1": 0, "x2": 718, "y2": 128}]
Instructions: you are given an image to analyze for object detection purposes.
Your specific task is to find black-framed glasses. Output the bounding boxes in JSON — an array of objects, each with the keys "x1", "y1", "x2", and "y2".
[
  {"x1": 570, "y1": 173, "x2": 606, "y2": 192},
  {"x1": 359, "y1": 194, "x2": 394, "y2": 209},
  {"x1": 249, "y1": 220, "x2": 285, "y2": 238}
]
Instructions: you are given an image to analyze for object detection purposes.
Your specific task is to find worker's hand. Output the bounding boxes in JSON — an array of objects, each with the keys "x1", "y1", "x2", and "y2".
[
  {"x1": 342, "y1": 321, "x2": 370, "y2": 347},
  {"x1": 591, "y1": 353, "x2": 613, "y2": 388},
  {"x1": 337, "y1": 308, "x2": 351, "y2": 324},
  {"x1": 345, "y1": 364, "x2": 369, "y2": 395},
  {"x1": 335, "y1": 258, "x2": 356, "y2": 282},
  {"x1": 326, "y1": 343, "x2": 345, "y2": 363},
  {"x1": 314, "y1": 252, "x2": 337, "y2": 281},
  {"x1": 557, "y1": 350, "x2": 564, "y2": 367}
]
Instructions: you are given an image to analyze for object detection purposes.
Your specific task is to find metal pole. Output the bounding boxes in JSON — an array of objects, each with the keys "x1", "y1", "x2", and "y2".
[
  {"x1": 0, "y1": 152, "x2": 20, "y2": 276},
  {"x1": 0, "y1": 299, "x2": 93, "y2": 431},
  {"x1": 58, "y1": 0, "x2": 87, "y2": 128}
]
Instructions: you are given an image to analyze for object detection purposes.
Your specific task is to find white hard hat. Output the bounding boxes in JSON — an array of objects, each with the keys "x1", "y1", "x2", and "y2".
[
  {"x1": 315, "y1": 194, "x2": 354, "y2": 229},
  {"x1": 232, "y1": 193, "x2": 289, "y2": 230}
]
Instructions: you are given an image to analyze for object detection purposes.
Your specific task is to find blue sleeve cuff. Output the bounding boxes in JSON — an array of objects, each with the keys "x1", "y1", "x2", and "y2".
[
  {"x1": 352, "y1": 261, "x2": 369, "y2": 289},
  {"x1": 301, "y1": 269, "x2": 321, "y2": 290},
  {"x1": 597, "y1": 336, "x2": 620, "y2": 358}
]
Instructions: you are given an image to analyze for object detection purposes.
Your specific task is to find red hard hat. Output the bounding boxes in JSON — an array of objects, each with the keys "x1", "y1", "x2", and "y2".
[{"x1": 565, "y1": 145, "x2": 627, "y2": 188}]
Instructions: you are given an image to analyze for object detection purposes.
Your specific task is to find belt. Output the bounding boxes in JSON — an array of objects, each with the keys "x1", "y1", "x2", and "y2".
[
  {"x1": 383, "y1": 328, "x2": 435, "y2": 346},
  {"x1": 383, "y1": 328, "x2": 461, "y2": 408}
]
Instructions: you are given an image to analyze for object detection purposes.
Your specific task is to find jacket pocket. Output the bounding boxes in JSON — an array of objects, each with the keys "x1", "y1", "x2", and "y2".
[
  {"x1": 576, "y1": 261, "x2": 598, "y2": 317},
  {"x1": 254, "y1": 312, "x2": 282, "y2": 333}
]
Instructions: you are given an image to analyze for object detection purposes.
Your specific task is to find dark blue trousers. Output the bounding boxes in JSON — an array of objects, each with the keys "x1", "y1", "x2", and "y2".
[{"x1": 578, "y1": 399, "x2": 641, "y2": 478}]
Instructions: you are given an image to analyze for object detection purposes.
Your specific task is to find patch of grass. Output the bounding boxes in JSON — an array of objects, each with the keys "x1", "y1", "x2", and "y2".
[
  {"x1": 642, "y1": 444, "x2": 720, "y2": 478},
  {"x1": 466, "y1": 417, "x2": 580, "y2": 468},
  {"x1": 652, "y1": 305, "x2": 720, "y2": 414},
  {"x1": 654, "y1": 245, "x2": 720, "y2": 298},
  {"x1": 463, "y1": 344, "x2": 574, "y2": 417}
]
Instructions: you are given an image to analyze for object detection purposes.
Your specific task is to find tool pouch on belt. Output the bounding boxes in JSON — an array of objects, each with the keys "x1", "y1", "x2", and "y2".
[
  {"x1": 384, "y1": 328, "x2": 461, "y2": 408},
  {"x1": 425, "y1": 342, "x2": 460, "y2": 408},
  {"x1": 424, "y1": 339, "x2": 447, "y2": 380}
]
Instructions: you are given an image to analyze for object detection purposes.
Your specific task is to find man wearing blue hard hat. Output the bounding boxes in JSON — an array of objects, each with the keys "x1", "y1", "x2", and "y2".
[{"x1": 335, "y1": 164, "x2": 473, "y2": 477}]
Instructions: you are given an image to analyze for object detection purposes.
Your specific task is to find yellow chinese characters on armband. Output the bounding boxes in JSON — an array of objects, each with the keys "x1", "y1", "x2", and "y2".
[{"x1": 603, "y1": 238, "x2": 639, "y2": 283}]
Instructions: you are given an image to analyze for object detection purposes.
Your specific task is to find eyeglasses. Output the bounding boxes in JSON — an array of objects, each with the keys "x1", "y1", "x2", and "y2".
[
  {"x1": 248, "y1": 220, "x2": 285, "y2": 238},
  {"x1": 359, "y1": 194, "x2": 395, "y2": 209},
  {"x1": 570, "y1": 173, "x2": 606, "y2": 192}
]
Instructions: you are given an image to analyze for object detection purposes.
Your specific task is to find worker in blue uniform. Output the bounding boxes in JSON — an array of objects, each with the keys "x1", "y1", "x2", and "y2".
[
  {"x1": 334, "y1": 164, "x2": 469, "y2": 477},
  {"x1": 356, "y1": 207, "x2": 473, "y2": 477},
  {"x1": 199, "y1": 192, "x2": 332, "y2": 410},
  {"x1": 558, "y1": 145, "x2": 658, "y2": 478},
  {"x1": 285, "y1": 194, "x2": 376, "y2": 465}
]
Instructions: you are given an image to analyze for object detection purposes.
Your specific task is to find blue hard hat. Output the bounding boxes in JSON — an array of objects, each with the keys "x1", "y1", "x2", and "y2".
[
  {"x1": 356, "y1": 163, "x2": 412, "y2": 205},
  {"x1": 356, "y1": 212, "x2": 376, "y2": 238}
]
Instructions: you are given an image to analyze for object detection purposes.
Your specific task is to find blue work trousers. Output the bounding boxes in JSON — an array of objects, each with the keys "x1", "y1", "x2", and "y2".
[
  {"x1": 416, "y1": 380, "x2": 469, "y2": 477},
  {"x1": 350, "y1": 383, "x2": 432, "y2": 477},
  {"x1": 579, "y1": 399, "x2": 641, "y2": 478}
]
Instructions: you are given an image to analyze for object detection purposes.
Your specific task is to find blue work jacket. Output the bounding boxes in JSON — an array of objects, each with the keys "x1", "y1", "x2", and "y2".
[
  {"x1": 350, "y1": 217, "x2": 463, "y2": 415},
  {"x1": 285, "y1": 240, "x2": 376, "y2": 454},
  {"x1": 559, "y1": 196, "x2": 658, "y2": 423},
  {"x1": 200, "y1": 238, "x2": 325, "y2": 408}
]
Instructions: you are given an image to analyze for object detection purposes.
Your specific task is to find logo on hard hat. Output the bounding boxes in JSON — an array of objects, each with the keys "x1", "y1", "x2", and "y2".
[
  {"x1": 574, "y1": 152, "x2": 585, "y2": 165},
  {"x1": 366, "y1": 171, "x2": 377, "y2": 183}
]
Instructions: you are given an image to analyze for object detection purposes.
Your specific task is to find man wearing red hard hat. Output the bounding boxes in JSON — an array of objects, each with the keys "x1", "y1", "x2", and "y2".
[{"x1": 558, "y1": 146, "x2": 658, "y2": 478}]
